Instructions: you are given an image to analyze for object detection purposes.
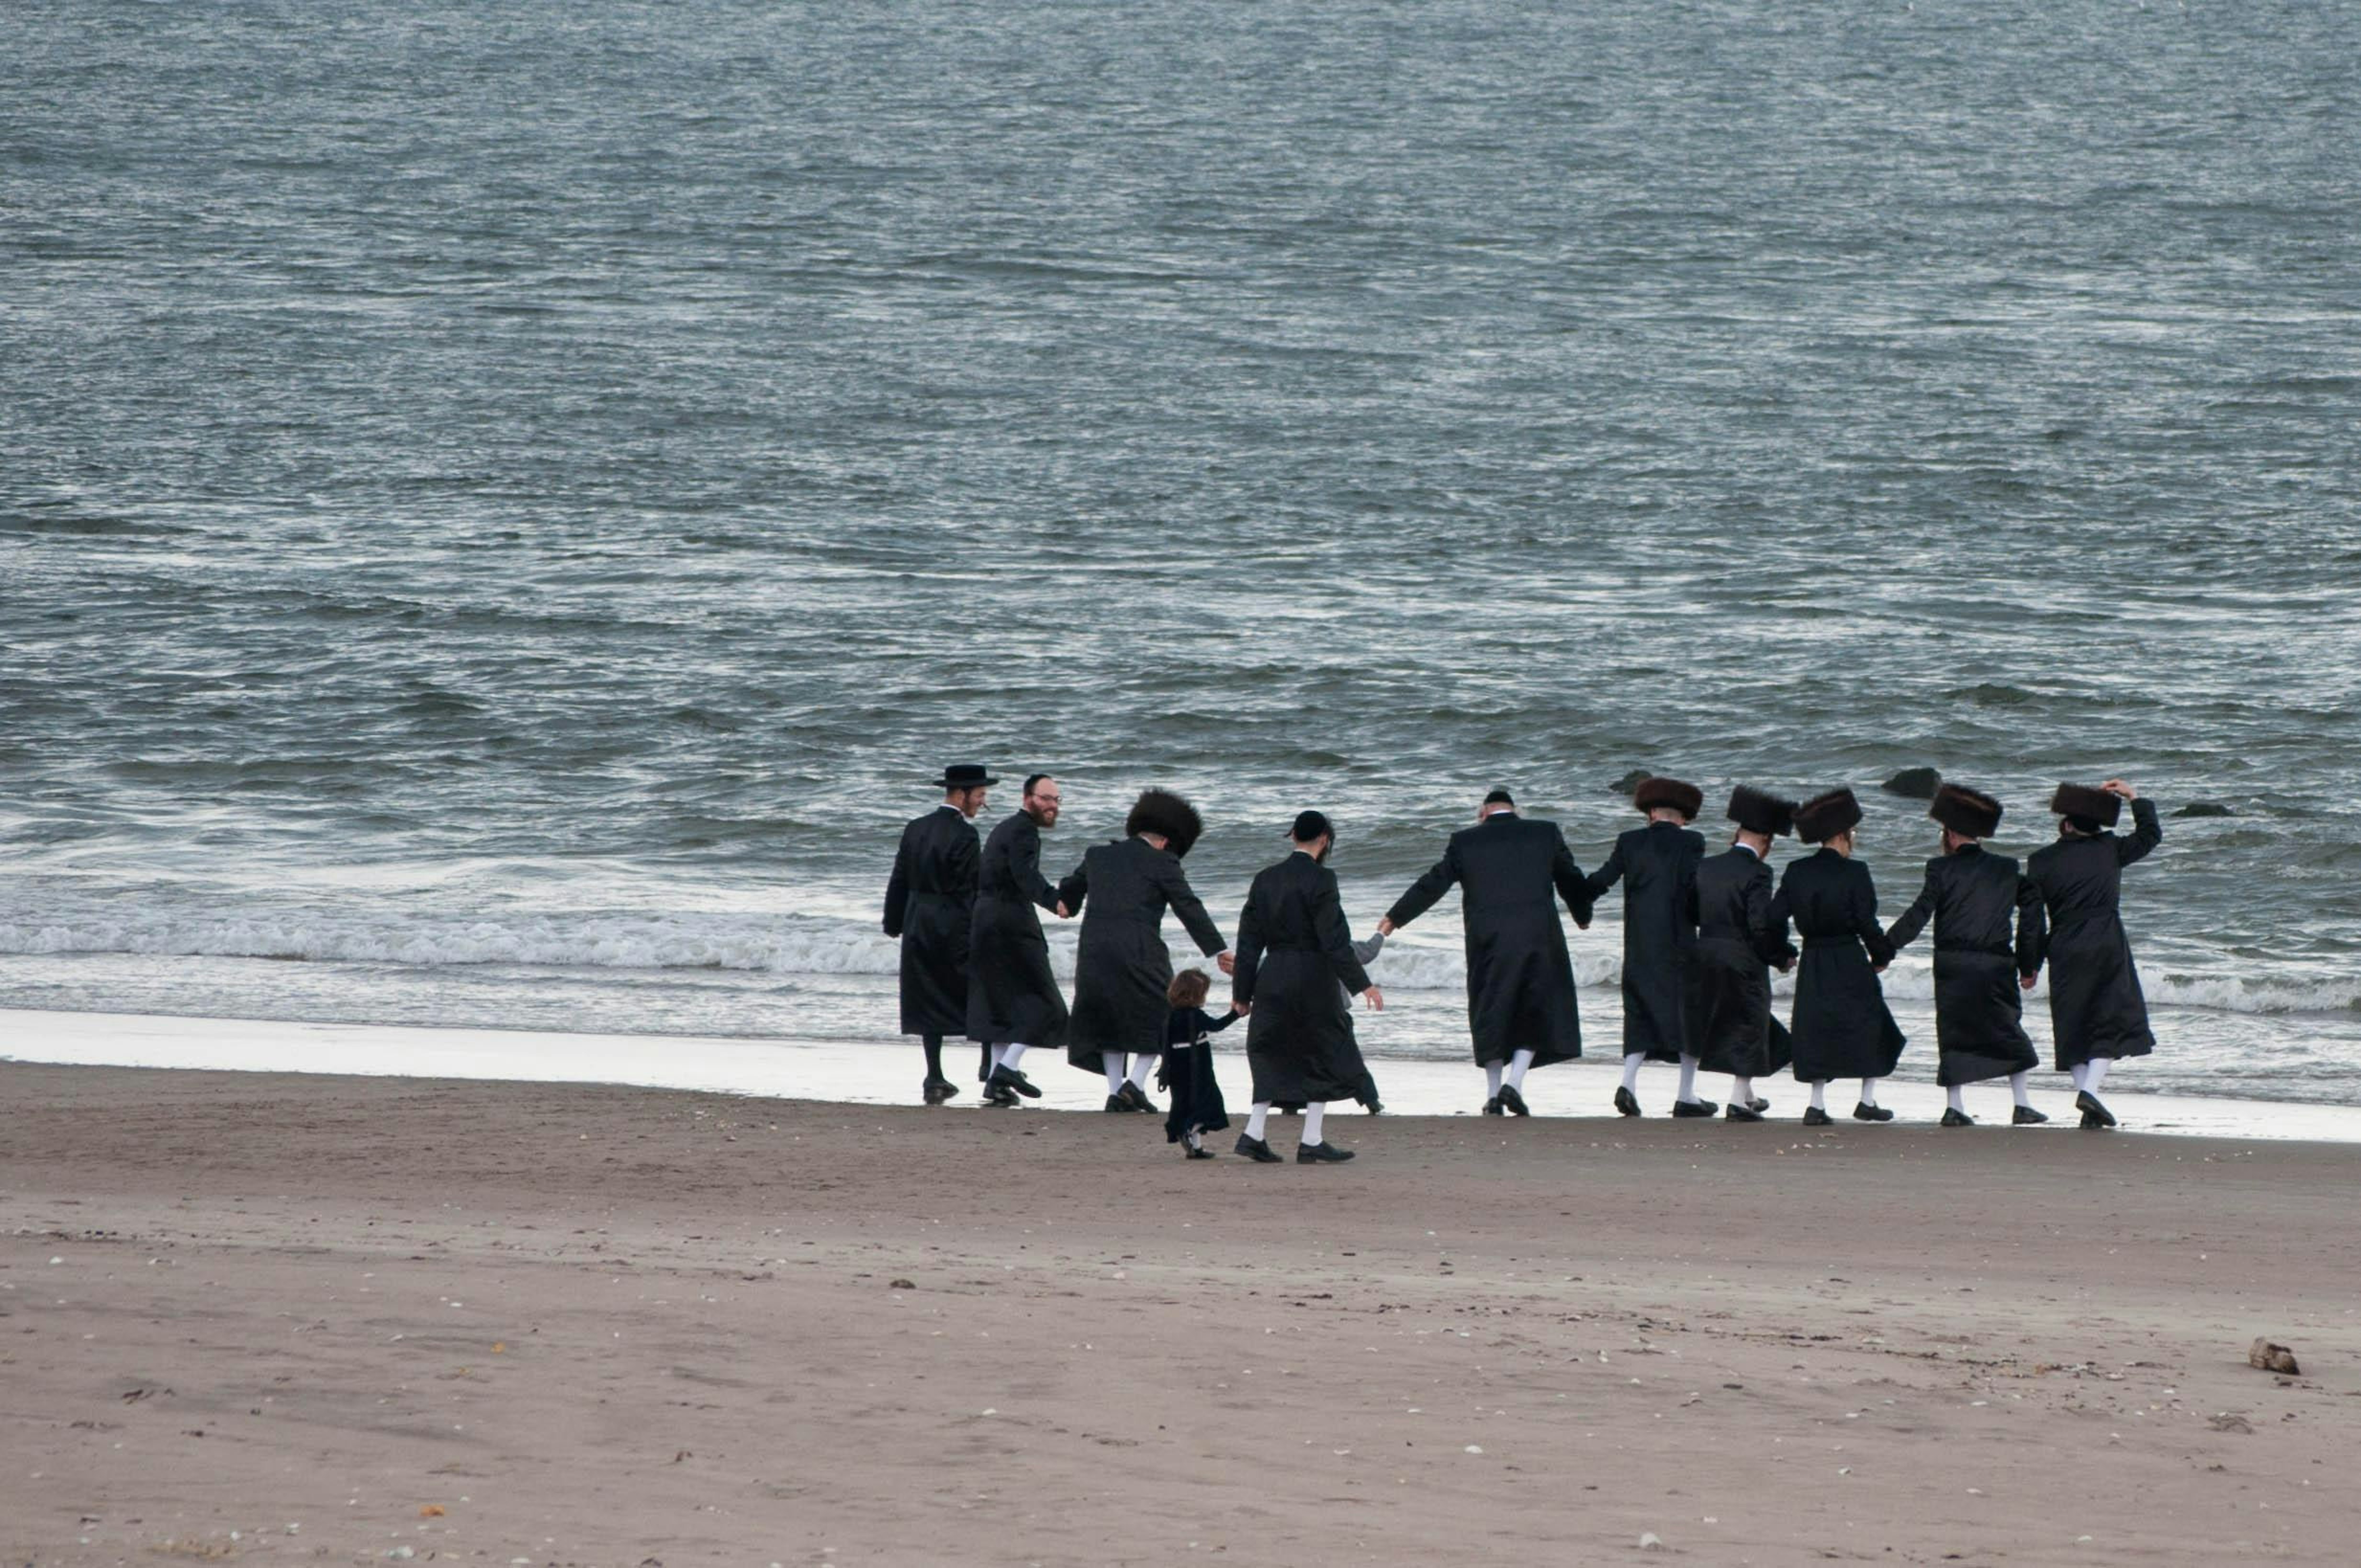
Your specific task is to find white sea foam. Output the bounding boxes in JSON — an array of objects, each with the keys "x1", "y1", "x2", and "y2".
[{"x1": 1, "y1": 913, "x2": 2350, "y2": 1017}]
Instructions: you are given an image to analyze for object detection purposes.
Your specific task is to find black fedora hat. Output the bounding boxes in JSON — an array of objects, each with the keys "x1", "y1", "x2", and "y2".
[{"x1": 935, "y1": 763, "x2": 998, "y2": 790}]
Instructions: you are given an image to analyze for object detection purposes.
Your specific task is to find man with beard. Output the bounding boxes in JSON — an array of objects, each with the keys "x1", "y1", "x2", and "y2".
[
  {"x1": 882, "y1": 764, "x2": 989, "y2": 1105},
  {"x1": 967, "y1": 773, "x2": 1073, "y2": 1109},
  {"x1": 1232, "y1": 810, "x2": 1384, "y2": 1165},
  {"x1": 1061, "y1": 789, "x2": 1233, "y2": 1112},
  {"x1": 1885, "y1": 783, "x2": 2047, "y2": 1127},
  {"x1": 2026, "y1": 780, "x2": 2161, "y2": 1129},
  {"x1": 1586, "y1": 776, "x2": 1709, "y2": 1117},
  {"x1": 1685, "y1": 786, "x2": 1798, "y2": 1122},
  {"x1": 1378, "y1": 787, "x2": 1594, "y2": 1116}
]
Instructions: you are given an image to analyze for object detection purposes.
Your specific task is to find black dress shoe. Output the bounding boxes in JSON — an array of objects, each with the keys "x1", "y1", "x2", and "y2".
[
  {"x1": 1497, "y1": 1084, "x2": 1531, "y2": 1117},
  {"x1": 2079, "y1": 1109, "x2": 2112, "y2": 1131},
  {"x1": 1940, "y1": 1107, "x2": 1974, "y2": 1128},
  {"x1": 988, "y1": 1065, "x2": 1042, "y2": 1099},
  {"x1": 982, "y1": 1084, "x2": 1019, "y2": 1108},
  {"x1": 1361, "y1": 1098, "x2": 1385, "y2": 1115},
  {"x1": 1482, "y1": 1096, "x2": 1504, "y2": 1117},
  {"x1": 1749, "y1": 1097, "x2": 1772, "y2": 1113},
  {"x1": 1234, "y1": 1134, "x2": 1283, "y2": 1164},
  {"x1": 1802, "y1": 1106, "x2": 1834, "y2": 1127},
  {"x1": 2074, "y1": 1090, "x2": 2117, "y2": 1128},
  {"x1": 1104, "y1": 1094, "x2": 1132, "y2": 1113},
  {"x1": 1184, "y1": 1144, "x2": 1216, "y2": 1160},
  {"x1": 1613, "y1": 1086, "x2": 1641, "y2": 1118},
  {"x1": 2012, "y1": 1104, "x2": 2050, "y2": 1126},
  {"x1": 1725, "y1": 1103, "x2": 1764, "y2": 1123},
  {"x1": 1672, "y1": 1098, "x2": 1719, "y2": 1119},
  {"x1": 1297, "y1": 1142, "x2": 1356, "y2": 1164},
  {"x1": 1852, "y1": 1102, "x2": 1894, "y2": 1122},
  {"x1": 1122, "y1": 1082, "x2": 1161, "y2": 1115}
]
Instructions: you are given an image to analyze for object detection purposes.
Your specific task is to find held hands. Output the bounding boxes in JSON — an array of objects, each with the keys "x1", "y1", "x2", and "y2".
[
  {"x1": 2102, "y1": 779, "x2": 2137, "y2": 801},
  {"x1": 1232, "y1": 999, "x2": 1251, "y2": 1016},
  {"x1": 1376, "y1": 917, "x2": 1396, "y2": 937},
  {"x1": 1361, "y1": 984, "x2": 1386, "y2": 1012},
  {"x1": 1054, "y1": 901, "x2": 1070, "y2": 919},
  {"x1": 2021, "y1": 973, "x2": 2039, "y2": 992},
  {"x1": 1216, "y1": 951, "x2": 1237, "y2": 976}
]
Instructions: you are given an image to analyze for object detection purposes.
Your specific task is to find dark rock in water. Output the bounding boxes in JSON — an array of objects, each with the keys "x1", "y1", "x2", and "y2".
[
  {"x1": 1610, "y1": 769, "x2": 1651, "y2": 795},
  {"x1": 2173, "y1": 801, "x2": 2235, "y2": 818},
  {"x1": 1881, "y1": 767, "x2": 1942, "y2": 799}
]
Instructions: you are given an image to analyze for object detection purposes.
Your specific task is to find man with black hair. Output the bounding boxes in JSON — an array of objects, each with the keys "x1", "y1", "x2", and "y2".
[
  {"x1": 883, "y1": 764, "x2": 988, "y2": 1105},
  {"x1": 1380, "y1": 787, "x2": 1593, "y2": 1116},
  {"x1": 968, "y1": 773, "x2": 1071, "y2": 1108},
  {"x1": 2027, "y1": 780, "x2": 2161, "y2": 1129}
]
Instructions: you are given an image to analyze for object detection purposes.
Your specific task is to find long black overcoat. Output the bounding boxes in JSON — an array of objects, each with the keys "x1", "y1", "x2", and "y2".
[
  {"x1": 1236, "y1": 851, "x2": 1374, "y2": 1106},
  {"x1": 1061, "y1": 835, "x2": 1227, "y2": 1067},
  {"x1": 1886, "y1": 844, "x2": 2044, "y2": 1086},
  {"x1": 966, "y1": 811, "x2": 1069, "y2": 1053},
  {"x1": 881, "y1": 806, "x2": 978, "y2": 1037},
  {"x1": 1771, "y1": 848, "x2": 1905, "y2": 1083},
  {"x1": 1684, "y1": 845, "x2": 1795, "y2": 1078},
  {"x1": 1588, "y1": 820, "x2": 1705, "y2": 1062},
  {"x1": 1385, "y1": 813, "x2": 1593, "y2": 1068},
  {"x1": 2026, "y1": 798, "x2": 2161, "y2": 1069}
]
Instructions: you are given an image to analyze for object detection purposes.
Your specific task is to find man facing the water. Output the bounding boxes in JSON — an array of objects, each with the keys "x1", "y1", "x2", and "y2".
[
  {"x1": 967, "y1": 773, "x2": 1070, "y2": 1108},
  {"x1": 1586, "y1": 776, "x2": 1708, "y2": 1118},
  {"x1": 882, "y1": 763, "x2": 989, "y2": 1105},
  {"x1": 1379, "y1": 788, "x2": 1594, "y2": 1115}
]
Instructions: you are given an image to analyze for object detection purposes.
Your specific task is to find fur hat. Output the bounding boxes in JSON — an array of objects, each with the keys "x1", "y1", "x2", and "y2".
[
  {"x1": 1126, "y1": 788, "x2": 1205, "y2": 858},
  {"x1": 2049, "y1": 783, "x2": 2122, "y2": 829},
  {"x1": 1929, "y1": 783, "x2": 2003, "y2": 840},
  {"x1": 1794, "y1": 787, "x2": 1863, "y2": 845},
  {"x1": 1634, "y1": 776, "x2": 1704, "y2": 820},
  {"x1": 1726, "y1": 785, "x2": 1797, "y2": 838}
]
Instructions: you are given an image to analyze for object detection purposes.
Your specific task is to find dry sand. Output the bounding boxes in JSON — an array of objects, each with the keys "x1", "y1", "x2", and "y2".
[{"x1": 3, "y1": 1062, "x2": 2357, "y2": 1566}]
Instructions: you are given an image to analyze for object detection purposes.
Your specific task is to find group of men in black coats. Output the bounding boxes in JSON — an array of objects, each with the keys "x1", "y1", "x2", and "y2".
[{"x1": 885, "y1": 763, "x2": 2164, "y2": 1157}]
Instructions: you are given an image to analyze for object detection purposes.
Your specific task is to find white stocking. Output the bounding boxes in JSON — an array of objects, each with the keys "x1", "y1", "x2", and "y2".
[
  {"x1": 999, "y1": 1042, "x2": 1029, "y2": 1071},
  {"x1": 1303, "y1": 1103, "x2": 1327, "y2": 1146},
  {"x1": 1126, "y1": 1055, "x2": 1155, "y2": 1090},
  {"x1": 1859, "y1": 1077, "x2": 1880, "y2": 1108},
  {"x1": 1946, "y1": 1085, "x2": 1965, "y2": 1112},
  {"x1": 1245, "y1": 1103, "x2": 1270, "y2": 1141},
  {"x1": 1809, "y1": 1080, "x2": 1828, "y2": 1110},
  {"x1": 2010, "y1": 1070, "x2": 2032, "y2": 1107},
  {"x1": 2069, "y1": 1061, "x2": 2090, "y2": 1092},
  {"x1": 1507, "y1": 1049, "x2": 1534, "y2": 1091},
  {"x1": 1103, "y1": 1053, "x2": 1126, "y2": 1094},
  {"x1": 1731, "y1": 1075, "x2": 1754, "y2": 1107},
  {"x1": 1620, "y1": 1053, "x2": 1644, "y2": 1091},
  {"x1": 1485, "y1": 1062, "x2": 1505, "y2": 1098},
  {"x1": 2083, "y1": 1057, "x2": 2111, "y2": 1094},
  {"x1": 1676, "y1": 1053, "x2": 1700, "y2": 1103}
]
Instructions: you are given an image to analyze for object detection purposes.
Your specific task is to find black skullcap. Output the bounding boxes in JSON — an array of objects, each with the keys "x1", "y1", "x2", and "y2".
[
  {"x1": 1483, "y1": 787, "x2": 1515, "y2": 806},
  {"x1": 1289, "y1": 809, "x2": 1335, "y2": 843}
]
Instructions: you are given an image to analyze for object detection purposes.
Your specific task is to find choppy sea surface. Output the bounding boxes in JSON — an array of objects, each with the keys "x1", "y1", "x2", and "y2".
[{"x1": 5, "y1": 0, "x2": 2359, "y2": 1102}]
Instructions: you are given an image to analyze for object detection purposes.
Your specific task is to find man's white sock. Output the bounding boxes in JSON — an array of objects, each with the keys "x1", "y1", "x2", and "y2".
[
  {"x1": 1676, "y1": 1053, "x2": 1700, "y2": 1103},
  {"x1": 1183, "y1": 1129, "x2": 1202, "y2": 1152},
  {"x1": 1507, "y1": 1049, "x2": 1534, "y2": 1091},
  {"x1": 1245, "y1": 1103, "x2": 1270, "y2": 1141},
  {"x1": 999, "y1": 1042, "x2": 1028, "y2": 1072},
  {"x1": 1621, "y1": 1053, "x2": 1644, "y2": 1091},
  {"x1": 1126, "y1": 1054, "x2": 1155, "y2": 1090},
  {"x1": 1809, "y1": 1080, "x2": 1828, "y2": 1111},
  {"x1": 1946, "y1": 1085, "x2": 1965, "y2": 1113},
  {"x1": 1731, "y1": 1075, "x2": 1754, "y2": 1107},
  {"x1": 1103, "y1": 1053, "x2": 1127, "y2": 1094},
  {"x1": 2010, "y1": 1070, "x2": 2032, "y2": 1107},
  {"x1": 2083, "y1": 1057, "x2": 2110, "y2": 1094},
  {"x1": 2069, "y1": 1061, "x2": 2089, "y2": 1092},
  {"x1": 1859, "y1": 1077, "x2": 1880, "y2": 1108},
  {"x1": 1485, "y1": 1062, "x2": 1505, "y2": 1098},
  {"x1": 1303, "y1": 1103, "x2": 1327, "y2": 1146}
]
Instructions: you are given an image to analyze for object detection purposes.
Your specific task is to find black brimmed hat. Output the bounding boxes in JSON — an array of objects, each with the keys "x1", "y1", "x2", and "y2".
[
  {"x1": 1794, "y1": 788, "x2": 1864, "y2": 845},
  {"x1": 1727, "y1": 786, "x2": 1797, "y2": 838},
  {"x1": 1930, "y1": 783, "x2": 2003, "y2": 840},
  {"x1": 2050, "y1": 783, "x2": 2122, "y2": 829},
  {"x1": 1127, "y1": 788, "x2": 1205, "y2": 858},
  {"x1": 1635, "y1": 776, "x2": 1704, "y2": 820},
  {"x1": 936, "y1": 763, "x2": 997, "y2": 790}
]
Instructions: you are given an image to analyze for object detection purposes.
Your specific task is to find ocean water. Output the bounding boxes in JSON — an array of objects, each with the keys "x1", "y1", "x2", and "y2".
[{"x1": 5, "y1": 0, "x2": 2359, "y2": 1102}]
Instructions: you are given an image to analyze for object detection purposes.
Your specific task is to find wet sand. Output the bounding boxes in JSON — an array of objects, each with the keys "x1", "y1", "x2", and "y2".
[{"x1": 4, "y1": 1061, "x2": 2358, "y2": 1566}]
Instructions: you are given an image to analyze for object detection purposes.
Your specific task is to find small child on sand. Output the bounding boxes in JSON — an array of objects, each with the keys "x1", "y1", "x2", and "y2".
[{"x1": 1159, "y1": 968, "x2": 1241, "y2": 1158}]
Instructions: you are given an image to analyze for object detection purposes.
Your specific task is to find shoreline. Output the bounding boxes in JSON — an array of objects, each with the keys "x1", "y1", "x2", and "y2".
[{"x1": 8, "y1": 1004, "x2": 2361, "y2": 1143}]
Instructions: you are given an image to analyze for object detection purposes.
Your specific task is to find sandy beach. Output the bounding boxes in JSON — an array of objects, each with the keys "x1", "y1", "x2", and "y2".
[{"x1": 4, "y1": 1060, "x2": 2359, "y2": 1566}]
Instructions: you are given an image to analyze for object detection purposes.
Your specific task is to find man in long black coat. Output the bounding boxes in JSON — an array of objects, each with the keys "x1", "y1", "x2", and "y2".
[
  {"x1": 1061, "y1": 789, "x2": 1231, "y2": 1113},
  {"x1": 1772, "y1": 788, "x2": 1907, "y2": 1125},
  {"x1": 1685, "y1": 786, "x2": 1798, "y2": 1122},
  {"x1": 882, "y1": 764, "x2": 989, "y2": 1104},
  {"x1": 1232, "y1": 810, "x2": 1383, "y2": 1164},
  {"x1": 2026, "y1": 779, "x2": 2161, "y2": 1130},
  {"x1": 967, "y1": 773, "x2": 1071, "y2": 1108},
  {"x1": 1586, "y1": 776, "x2": 1708, "y2": 1118},
  {"x1": 1885, "y1": 783, "x2": 2047, "y2": 1127},
  {"x1": 1379, "y1": 788, "x2": 1593, "y2": 1116}
]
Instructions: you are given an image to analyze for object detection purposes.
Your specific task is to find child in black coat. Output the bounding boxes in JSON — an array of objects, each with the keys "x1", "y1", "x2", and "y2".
[{"x1": 1159, "y1": 968, "x2": 1241, "y2": 1158}]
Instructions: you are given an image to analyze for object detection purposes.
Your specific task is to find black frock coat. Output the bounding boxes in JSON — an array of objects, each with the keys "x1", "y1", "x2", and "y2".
[
  {"x1": 966, "y1": 811, "x2": 1069, "y2": 1052},
  {"x1": 1885, "y1": 844, "x2": 2044, "y2": 1086},
  {"x1": 881, "y1": 806, "x2": 978, "y2": 1037},
  {"x1": 1587, "y1": 820, "x2": 1706, "y2": 1062},
  {"x1": 1771, "y1": 848, "x2": 1906, "y2": 1083},
  {"x1": 1235, "y1": 851, "x2": 1374, "y2": 1106},
  {"x1": 1684, "y1": 845, "x2": 1796, "y2": 1078},
  {"x1": 1061, "y1": 835, "x2": 1227, "y2": 1068},
  {"x1": 1384, "y1": 813, "x2": 1594, "y2": 1068},
  {"x1": 2026, "y1": 797, "x2": 2161, "y2": 1069}
]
